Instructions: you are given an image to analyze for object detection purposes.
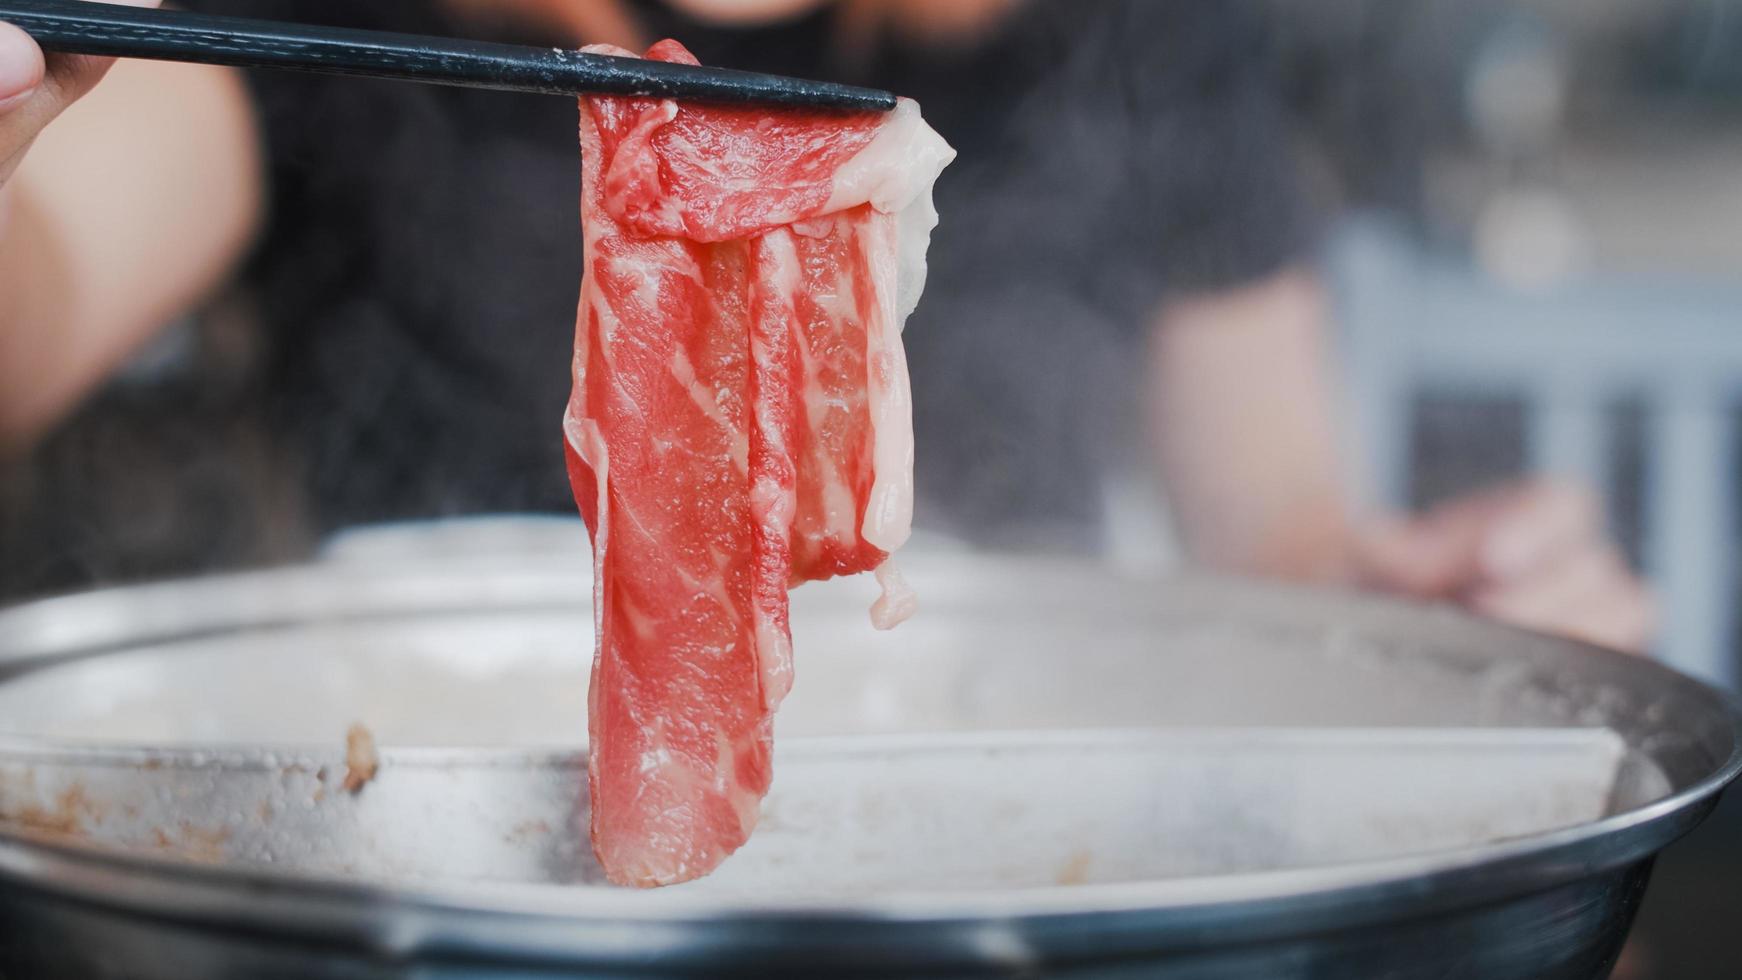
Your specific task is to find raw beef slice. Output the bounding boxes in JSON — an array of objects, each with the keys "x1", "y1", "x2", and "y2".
[{"x1": 565, "y1": 39, "x2": 954, "y2": 886}]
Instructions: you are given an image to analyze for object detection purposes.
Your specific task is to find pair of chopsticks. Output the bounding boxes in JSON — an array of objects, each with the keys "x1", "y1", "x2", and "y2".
[{"x1": 0, "y1": 0, "x2": 896, "y2": 111}]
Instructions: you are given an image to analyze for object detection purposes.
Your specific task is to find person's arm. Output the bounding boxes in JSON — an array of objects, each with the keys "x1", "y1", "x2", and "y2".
[
  {"x1": 1149, "y1": 265, "x2": 1656, "y2": 652},
  {"x1": 1147, "y1": 267, "x2": 1353, "y2": 581},
  {"x1": 0, "y1": 3, "x2": 262, "y2": 453}
]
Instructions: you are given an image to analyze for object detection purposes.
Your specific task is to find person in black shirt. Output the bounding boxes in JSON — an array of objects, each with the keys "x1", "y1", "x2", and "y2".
[{"x1": 0, "y1": 0, "x2": 1653, "y2": 651}]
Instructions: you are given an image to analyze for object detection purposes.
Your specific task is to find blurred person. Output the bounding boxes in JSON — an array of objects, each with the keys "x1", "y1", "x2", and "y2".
[{"x1": 0, "y1": 0, "x2": 1652, "y2": 651}]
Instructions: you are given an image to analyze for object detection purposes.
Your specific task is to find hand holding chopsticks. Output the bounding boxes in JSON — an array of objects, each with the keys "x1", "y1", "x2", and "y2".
[{"x1": 0, "y1": 0, "x2": 897, "y2": 111}]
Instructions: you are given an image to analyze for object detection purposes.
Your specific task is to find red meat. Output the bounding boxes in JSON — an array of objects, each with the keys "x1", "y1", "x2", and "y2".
[{"x1": 566, "y1": 40, "x2": 952, "y2": 886}]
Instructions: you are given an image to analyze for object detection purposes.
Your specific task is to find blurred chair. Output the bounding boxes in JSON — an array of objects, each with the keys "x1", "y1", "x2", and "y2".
[{"x1": 1332, "y1": 217, "x2": 1742, "y2": 688}]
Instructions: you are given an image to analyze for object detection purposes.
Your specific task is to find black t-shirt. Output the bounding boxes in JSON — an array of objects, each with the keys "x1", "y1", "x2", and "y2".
[{"x1": 190, "y1": 0, "x2": 1314, "y2": 549}]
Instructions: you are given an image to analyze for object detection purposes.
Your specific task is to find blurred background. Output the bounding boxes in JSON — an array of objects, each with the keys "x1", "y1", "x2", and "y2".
[
  {"x1": 1296, "y1": 0, "x2": 1742, "y2": 693},
  {"x1": 1286, "y1": 2, "x2": 1742, "y2": 975},
  {"x1": 2, "y1": 0, "x2": 1740, "y2": 975}
]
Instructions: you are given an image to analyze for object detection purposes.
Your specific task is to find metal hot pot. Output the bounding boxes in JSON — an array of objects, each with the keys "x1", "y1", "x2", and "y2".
[{"x1": 0, "y1": 521, "x2": 1735, "y2": 978}]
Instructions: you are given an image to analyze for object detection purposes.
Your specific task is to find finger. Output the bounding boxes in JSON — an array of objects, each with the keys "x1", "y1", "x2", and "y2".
[
  {"x1": 1, "y1": 0, "x2": 161, "y2": 186},
  {"x1": 0, "y1": 22, "x2": 44, "y2": 110},
  {"x1": 1467, "y1": 544, "x2": 1619, "y2": 627},
  {"x1": 1477, "y1": 480, "x2": 1602, "y2": 583},
  {"x1": 1566, "y1": 585, "x2": 1657, "y2": 653},
  {"x1": 1352, "y1": 487, "x2": 1528, "y2": 597},
  {"x1": 1469, "y1": 547, "x2": 1657, "y2": 652},
  {"x1": 0, "y1": 25, "x2": 93, "y2": 183},
  {"x1": 1353, "y1": 481, "x2": 1551, "y2": 598},
  {"x1": 1581, "y1": 588, "x2": 1658, "y2": 654},
  {"x1": 0, "y1": 22, "x2": 48, "y2": 187},
  {"x1": 1515, "y1": 576, "x2": 1657, "y2": 653},
  {"x1": 1353, "y1": 515, "x2": 1484, "y2": 598}
]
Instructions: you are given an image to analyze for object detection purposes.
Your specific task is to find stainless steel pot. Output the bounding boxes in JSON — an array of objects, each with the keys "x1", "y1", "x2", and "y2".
[{"x1": 0, "y1": 529, "x2": 1735, "y2": 978}]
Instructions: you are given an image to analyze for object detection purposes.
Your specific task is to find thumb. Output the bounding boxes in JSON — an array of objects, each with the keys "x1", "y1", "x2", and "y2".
[
  {"x1": 0, "y1": 22, "x2": 47, "y2": 188},
  {"x1": 1, "y1": 0, "x2": 159, "y2": 187},
  {"x1": 0, "y1": 22, "x2": 44, "y2": 112}
]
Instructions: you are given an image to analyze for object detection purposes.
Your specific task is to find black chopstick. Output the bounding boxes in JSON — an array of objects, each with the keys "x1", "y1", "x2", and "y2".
[{"x1": 0, "y1": 0, "x2": 897, "y2": 111}]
